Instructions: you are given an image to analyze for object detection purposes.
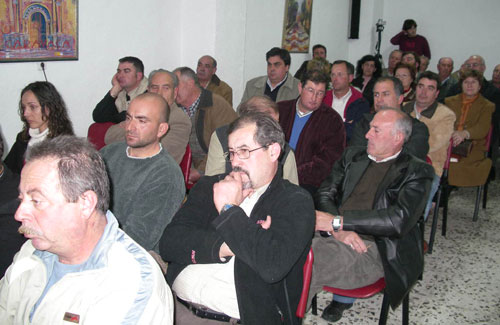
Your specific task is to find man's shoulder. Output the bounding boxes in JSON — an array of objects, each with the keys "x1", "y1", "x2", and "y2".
[
  {"x1": 283, "y1": 73, "x2": 300, "y2": 89},
  {"x1": 435, "y1": 102, "x2": 456, "y2": 118},
  {"x1": 100, "y1": 141, "x2": 126, "y2": 158},
  {"x1": 245, "y1": 75, "x2": 267, "y2": 88}
]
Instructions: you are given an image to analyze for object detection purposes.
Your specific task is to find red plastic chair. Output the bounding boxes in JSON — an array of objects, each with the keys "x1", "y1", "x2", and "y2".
[
  {"x1": 179, "y1": 144, "x2": 192, "y2": 188},
  {"x1": 297, "y1": 248, "x2": 409, "y2": 325},
  {"x1": 87, "y1": 122, "x2": 115, "y2": 150}
]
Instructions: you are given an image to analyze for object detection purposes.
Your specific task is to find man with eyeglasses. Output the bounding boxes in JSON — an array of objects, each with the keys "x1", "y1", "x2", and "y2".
[
  {"x1": 160, "y1": 113, "x2": 315, "y2": 324},
  {"x1": 278, "y1": 69, "x2": 346, "y2": 195}
]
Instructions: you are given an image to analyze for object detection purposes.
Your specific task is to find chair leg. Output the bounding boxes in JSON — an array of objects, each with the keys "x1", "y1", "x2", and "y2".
[
  {"x1": 311, "y1": 294, "x2": 317, "y2": 316},
  {"x1": 402, "y1": 293, "x2": 409, "y2": 325},
  {"x1": 482, "y1": 181, "x2": 489, "y2": 209},
  {"x1": 378, "y1": 293, "x2": 390, "y2": 325},
  {"x1": 442, "y1": 186, "x2": 449, "y2": 237},
  {"x1": 473, "y1": 185, "x2": 482, "y2": 222},
  {"x1": 428, "y1": 187, "x2": 442, "y2": 254}
]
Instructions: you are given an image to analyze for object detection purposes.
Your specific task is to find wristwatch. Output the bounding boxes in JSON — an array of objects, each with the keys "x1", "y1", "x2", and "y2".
[
  {"x1": 332, "y1": 216, "x2": 341, "y2": 232},
  {"x1": 220, "y1": 204, "x2": 234, "y2": 214}
]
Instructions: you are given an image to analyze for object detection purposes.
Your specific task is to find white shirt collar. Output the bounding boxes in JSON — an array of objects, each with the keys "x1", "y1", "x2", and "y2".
[
  {"x1": 368, "y1": 150, "x2": 401, "y2": 163},
  {"x1": 267, "y1": 74, "x2": 287, "y2": 91},
  {"x1": 295, "y1": 98, "x2": 314, "y2": 117},
  {"x1": 126, "y1": 143, "x2": 163, "y2": 159}
]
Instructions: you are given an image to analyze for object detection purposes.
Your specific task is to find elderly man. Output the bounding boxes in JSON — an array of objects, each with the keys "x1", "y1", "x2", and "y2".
[
  {"x1": 294, "y1": 44, "x2": 329, "y2": 80},
  {"x1": 403, "y1": 71, "x2": 456, "y2": 217},
  {"x1": 350, "y1": 76, "x2": 430, "y2": 160},
  {"x1": 0, "y1": 136, "x2": 173, "y2": 324},
  {"x1": 436, "y1": 57, "x2": 457, "y2": 103},
  {"x1": 241, "y1": 47, "x2": 300, "y2": 103},
  {"x1": 196, "y1": 55, "x2": 233, "y2": 105},
  {"x1": 100, "y1": 93, "x2": 185, "y2": 254},
  {"x1": 382, "y1": 49, "x2": 402, "y2": 77},
  {"x1": 279, "y1": 70, "x2": 345, "y2": 195},
  {"x1": 205, "y1": 95, "x2": 299, "y2": 185},
  {"x1": 160, "y1": 113, "x2": 315, "y2": 324},
  {"x1": 104, "y1": 69, "x2": 191, "y2": 163},
  {"x1": 323, "y1": 60, "x2": 370, "y2": 141},
  {"x1": 309, "y1": 108, "x2": 434, "y2": 322},
  {"x1": 93, "y1": 56, "x2": 148, "y2": 123},
  {"x1": 491, "y1": 64, "x2": 500, "y2": 90},
  {"x1": 174, "y1": 67, "x2": 237, "y2": 183}
]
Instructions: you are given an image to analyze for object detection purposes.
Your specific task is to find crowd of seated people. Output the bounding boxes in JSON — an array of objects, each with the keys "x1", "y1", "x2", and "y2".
[{"x1": 2, "y1": 18, "x2": 500, "y2": 323}]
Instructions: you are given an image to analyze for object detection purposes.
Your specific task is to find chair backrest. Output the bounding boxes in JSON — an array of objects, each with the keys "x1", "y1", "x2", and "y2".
[
  {"x1": 87, "y1": 122, "x2": 115, "y2": 150},
  {"x1": 443, "y1": 138, "x2": 454, "y2": 172},
  {"x1": 296, "y1": 247, "x2": 314, "y2": 318},
  {"x1": 179, "y1": 144, "x2": 192, "y2": 187}
]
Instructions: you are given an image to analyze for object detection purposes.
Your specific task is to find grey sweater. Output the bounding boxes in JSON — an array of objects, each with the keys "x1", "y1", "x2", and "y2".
[{"x1": 101, "y1": 142, "x2": 185, "y2": 252}]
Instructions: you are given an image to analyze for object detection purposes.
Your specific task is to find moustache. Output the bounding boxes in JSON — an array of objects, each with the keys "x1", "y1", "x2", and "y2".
[
  {"x1": 18, "y1": 225, "x2": 43, "y2": 237},
  {"x1": 232, "y1": 166, "x2": 253, "y2": 190}
]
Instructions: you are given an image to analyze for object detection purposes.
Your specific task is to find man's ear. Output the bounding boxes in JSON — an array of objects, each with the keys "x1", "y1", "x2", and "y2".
[
  {"x1": 158, "y1": 122, "x2": 169, "y2": 138},
  {"x1": 268, "y1": 142, "x2": 281, "y2": 162},
  {"x1": 398, "y1": 94, "x2": 404, "y2": 106},
  {"x1": 348, "y1": 74, "x2": 354, "y2": 83},
  {"x1": 298, "y1": 82, "x2": 303, "y2": 95},
  {"x1": 79, "y1": 190, "x2": 99, "y2": 219}
]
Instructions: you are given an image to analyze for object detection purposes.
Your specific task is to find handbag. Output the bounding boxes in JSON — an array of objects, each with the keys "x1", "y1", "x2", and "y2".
[{"x1": 451, "y1": 139, "x2": 473, "y2": 157}]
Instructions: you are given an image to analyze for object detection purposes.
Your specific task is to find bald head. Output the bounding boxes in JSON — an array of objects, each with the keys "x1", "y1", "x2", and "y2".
[{"x1": 465, "y1": 55, "x2": 486, "y2": 74}]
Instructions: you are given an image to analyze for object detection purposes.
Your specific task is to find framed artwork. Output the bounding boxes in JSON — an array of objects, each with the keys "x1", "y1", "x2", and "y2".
[
  {"x1": 281, "y1": 0, "x2": 313, "y2": 53},
  {"x1": 0, "y1": 0, "x2": 78, "y2": 63}
]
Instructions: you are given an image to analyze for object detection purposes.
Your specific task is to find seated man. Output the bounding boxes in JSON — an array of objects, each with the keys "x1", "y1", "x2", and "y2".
[
  {"x1": 491, "y1": 64, "x2": 500, "y2": 90},
  {"x1": 323, "y1": 60, "x2": 370, "y2": 141},
  {"x1": 350, "y1": 76, "x2": 430, "y2": 160},
  {"x1": 403, "y1": 71, "x2": 456, "y2": 218},
  {"x1": 279, "y1": 70, "x2": 346, "y2": 195},
  {"x1": 196, "y1": 55, "x2": 233, "y2": 105},
  {"x1": 0, "y1": 136, "x2": 173, "y2": 324},
  {"x1": 205, "y1": 95, "x2": 299, "y2": 185},
  {"x1": 241, "y1": 47, "x2": 300, "y2": 103},
  {"x1": 294, "y1": 44, "x2": 329, "y2": 81},
  {"x1": 101, "y1": 93, "x2": 185, "y2": 253},
  {"x1": 160, "y1": 113, "x2": 315, "y2": 324},
  {"x1": 104, "y1": 69, "x2": 191, "y2": 164},
  {"x1": 93, "y1": 56, "x2": 148, "y2": 123},
  {"x1": 382, "y1": 50, "x2": 402, "y2": 77},
  {"x1": 309, "y1": 108, "x2": 434, "y2": 322},
  {"x1": 436, "y1": 57, "x2": 457, "y2": 103},
  {"x1": 174, "y1": 67, "x2": 237, "y2": 184}
]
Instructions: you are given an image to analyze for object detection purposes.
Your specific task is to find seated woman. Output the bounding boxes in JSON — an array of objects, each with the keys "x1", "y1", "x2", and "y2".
[
  {"x1": 352, "y1": 55, "x2": 381, "y2": 108},
  {"x1": 445, "y1": 70, "x2": 495, "y2": 187},
  {"x1": 394, "y1": 63, "x2": 416, "y2": 105},
  {"x1": 4, "y1": 81, "x2": 74, "y2": 174}
]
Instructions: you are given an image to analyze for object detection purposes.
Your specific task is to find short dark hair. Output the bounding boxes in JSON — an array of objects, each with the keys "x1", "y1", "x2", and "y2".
[
  {"x1": 26, "y1": 136, "x2": 110, "y2": 214},
  {"x1": 460, "y1": 69, "x2": 484, "y2": 89},
  {"x1": 375, "y1": 76, "x2": 404, "y2": 98},
  {"x1": 312, "y1": 44, "x2": 327, "y2": 54},
  {"x1": 173, "y1": 66, "x2": 200, "y2": 87},
  {"x1": 402, "y1": 51, "x2": 421, "y2": 67},
  {"x1": 266, "y1": 47, "x2": 291, "y2": 66},
  {"x1": 227, "y1": 112, "x2": 285, "y2": 153},
  {"x1": 301, "y1": 69, "x2": 329, "y2": 87},
  {"x1": 417, "y1": 71, "x2": 442, "y2": 91},
  {"x1": 355, "y1": 54, "x2": 382, "y2": 79},
  {"x1": 237, "y1": 96, "x2": 279, "y2": 116},
  {"x1": 402, "y1": 19, "x2": 417, "y2": 31},
  {"x1": 119, "y1": 56, "x2": 144, "y2": 74},
  {"x1": 332, "y1": 60, "x2": 355, "y2": 75}
]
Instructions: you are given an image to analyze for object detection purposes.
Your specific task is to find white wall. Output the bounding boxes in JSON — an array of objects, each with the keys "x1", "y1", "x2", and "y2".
[{"x1": 2, "y1": 0, "x2": 499, "y2": 158}]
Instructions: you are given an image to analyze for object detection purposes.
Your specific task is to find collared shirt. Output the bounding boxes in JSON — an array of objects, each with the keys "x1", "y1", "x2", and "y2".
[
  {"x1": 368, "y1": 150, "x2": 402, "y2": 163},
  {"x1": 182, "y1": 94, "x2": 201, "y2": 118},
  {"x1": 331, "y1": 88, "x2": 352, "y2": 121},
  {"x1": 413, "y1": 103, "x2": 423, "y2": 120},
  {"x1": 295, "y1": 98, "x2": 314, "y2": 118},
  {"x1": 172, "y1": 183, "x2": 271, "y2": 319},
  {"x1": 266, "y1": 75, "x2": 288, "y2": 92}
]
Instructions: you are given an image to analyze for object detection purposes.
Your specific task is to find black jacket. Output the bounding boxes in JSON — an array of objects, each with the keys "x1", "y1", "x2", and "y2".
[
  {"x1": 160, "y1": 170, "x2": 315, "y2": 324},
  {"x1": 4, "y1": 132, "x2": 28, "y2": 175},
  {"x1": 349, "y1": 112, "x2": 430, "y2": 160},
  {"x1": 315, "y1": 147, "x2": 434, "y2": 308}
]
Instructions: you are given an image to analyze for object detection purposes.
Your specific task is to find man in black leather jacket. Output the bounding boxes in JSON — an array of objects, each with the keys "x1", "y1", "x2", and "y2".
[{"x1": 308, "y1": 107, "x2": 434, "y2": 322}]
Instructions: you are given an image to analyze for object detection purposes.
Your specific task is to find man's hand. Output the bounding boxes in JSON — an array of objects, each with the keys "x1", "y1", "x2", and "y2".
[
  {"x1": 110, "y1": 73, "x2": 123, "y2": 98},
  {"x1": 259, "y1": 215, "x2": 272, "y2": 230},
  {"x1": 333, "y1": 230, "x2": 368, "y2": 254},
  {"x1": 452, "y1": 130, "x2": 468, "y2": 147},
  {"x1": 315, "y1": 210, "x2": 342, "y2": 232},
  {"x1": 213, "y1": 171, "x2": 254, "y2": 213}
]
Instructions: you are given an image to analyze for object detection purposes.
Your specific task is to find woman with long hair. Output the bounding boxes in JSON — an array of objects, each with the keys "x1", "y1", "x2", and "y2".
[
  {"x1": 352, "y1": 54, "x2": 382, "y2": 107},
  {"x1": 4, "y1": 81, "x2": 74, "y2": 174},
  {"x1": 445, "y1": 70, "x2": 494, "y2": 187}
]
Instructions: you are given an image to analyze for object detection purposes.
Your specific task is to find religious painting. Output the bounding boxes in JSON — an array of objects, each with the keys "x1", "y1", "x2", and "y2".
[
  {"x1": 281, "y1": 0, "x2": 313, "y2": 53},
  {"x1": 0, "y1": 0, "x2": 78, "y2": 62}
]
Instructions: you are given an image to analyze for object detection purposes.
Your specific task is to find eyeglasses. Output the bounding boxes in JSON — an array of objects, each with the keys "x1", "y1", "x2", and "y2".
[
  {"x1": 224, "y1": 145, "x2": 268, "y2": 161},
  {"x1": 465, "y1": 63, "x2": 483, "y2": 68},
  {"x1": 303, "y1": 87, "x2": 325, "y2": 98}
]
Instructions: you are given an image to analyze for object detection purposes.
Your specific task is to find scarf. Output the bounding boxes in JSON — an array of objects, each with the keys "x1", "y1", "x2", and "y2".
[{"x1": 457, "y1": 93, "x2": 479, "y2": 131}]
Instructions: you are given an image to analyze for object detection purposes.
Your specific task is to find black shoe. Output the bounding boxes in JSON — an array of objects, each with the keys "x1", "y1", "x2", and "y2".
[{"x1": 321, "y1": 300, "x2": 353, "y2": 322}]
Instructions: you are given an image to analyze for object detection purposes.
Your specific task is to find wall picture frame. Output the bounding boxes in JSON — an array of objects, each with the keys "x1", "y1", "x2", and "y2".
[{"x1": 282, "y1": 0, "x2": 313, "y2": 53}]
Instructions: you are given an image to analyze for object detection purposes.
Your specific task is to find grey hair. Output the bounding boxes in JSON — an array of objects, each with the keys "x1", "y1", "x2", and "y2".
[
  {"x1": 379, "y1": 107, "x2": 413, "y2": 143},
  {"x1": 25, "y1": 136, "x2": 110, "y2": 213},
  {"x1": 173, "y1": 66, "x2": 200, "y2": 87},
  {"x1": 148, "y1": 69, "x2": 179, "y2": 88},
  {"x1": 375, "y1": 76, "x2": 404, "y2": 98},
  {"x1": 227, "y1": 112, "x2": 285, "y2": 152},
  {"x1": 237, "y1": 95, "x2": 279, "y2": 116}
]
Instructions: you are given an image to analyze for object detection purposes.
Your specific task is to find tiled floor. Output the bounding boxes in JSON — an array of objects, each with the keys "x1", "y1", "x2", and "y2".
[{"x1": 303, "y1": 179, "x2": 500, "y2": 324}]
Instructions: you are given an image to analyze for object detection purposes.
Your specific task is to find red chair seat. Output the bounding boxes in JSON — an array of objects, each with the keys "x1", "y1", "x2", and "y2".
[{"x1": 322, "y1": 278, "x2": 386, "y2": 299}]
